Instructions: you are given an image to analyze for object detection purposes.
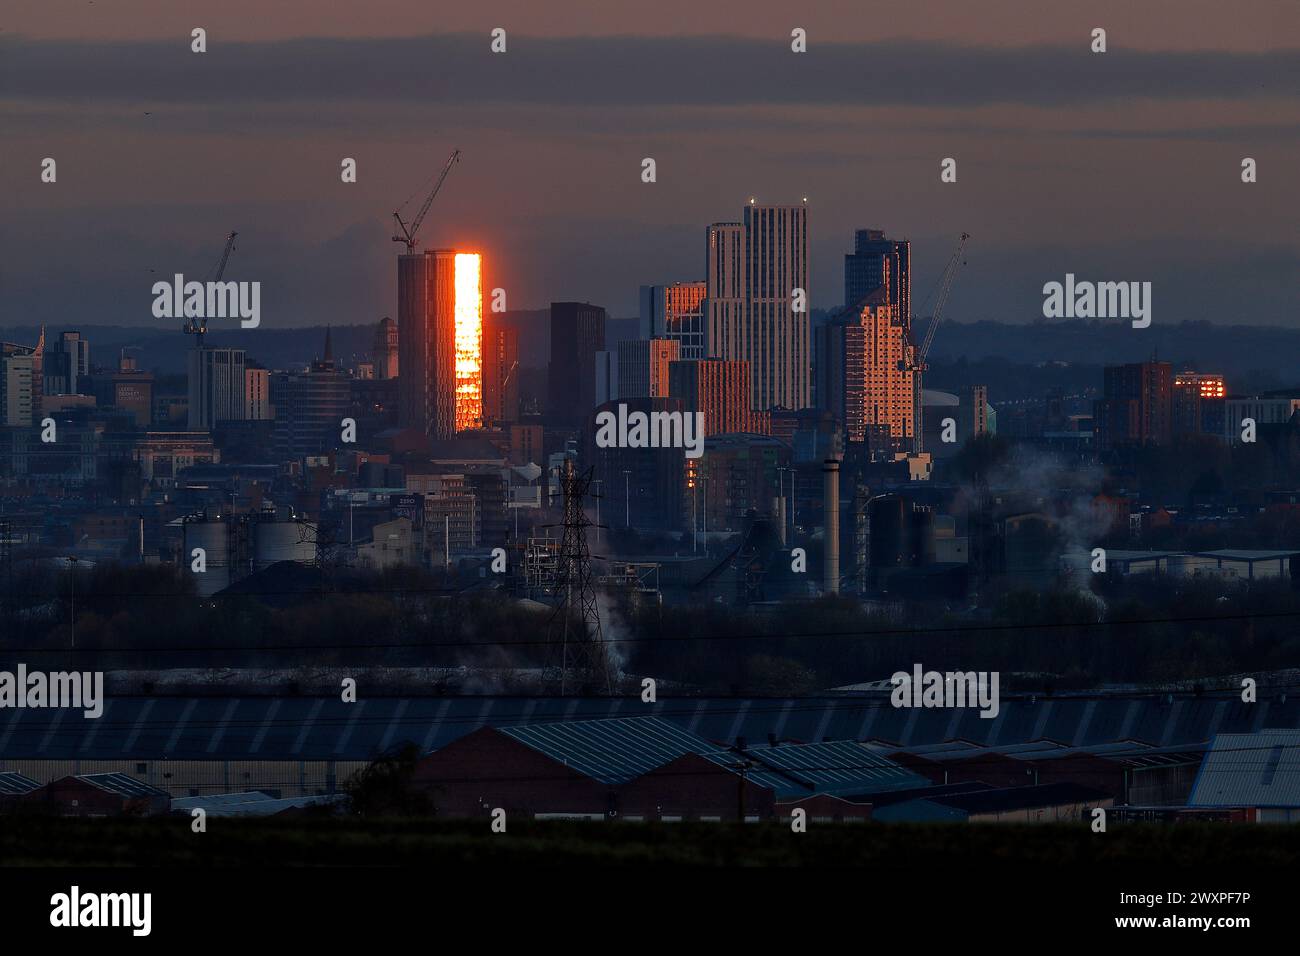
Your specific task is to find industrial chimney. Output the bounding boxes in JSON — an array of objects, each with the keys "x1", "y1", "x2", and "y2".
[{"x1": 823, "y1": 458, "x2": 840, "y2": 594}]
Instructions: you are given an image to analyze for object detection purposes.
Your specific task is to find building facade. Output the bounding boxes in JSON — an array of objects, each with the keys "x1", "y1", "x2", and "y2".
[
  {"x1": 703, "y1": 204, "x2": 810, "y2": 412},
  {"x1": 639, "y1": 282, "x2": 707, "y2": 360},
  {"x1": 548, "y1": 301, "x2": 606, "y2": 425},
  {"x1": 618, "y1": 338, "x2": 679, "y2": 400}
]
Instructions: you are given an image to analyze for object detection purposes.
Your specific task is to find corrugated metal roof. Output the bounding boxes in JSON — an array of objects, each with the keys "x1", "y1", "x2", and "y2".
[
  {"x1": 917, "y1": 782, "x2": 1111, "y2": 814},
  {"x1": 76, "y1": 772, "x2": 169, "y2": 799},
  {"x1": 1188, "y1": 730, "x2": 1300, "y2": 808},
  {"x1": 1, "y1": 692, "x2": 1295, "y2": 761},
  {"x1": 704, "y1": 741, "x2": 927, "y2": 798},
  {"x1": 499, "y1": 716, "x2": 717, "y2": 785},
  {"x1": 0, "y1": 771, "x2": 40, "y2": 795},
  {"x1": 170, "y1": 792, "x2": 343, "y2": 817}
]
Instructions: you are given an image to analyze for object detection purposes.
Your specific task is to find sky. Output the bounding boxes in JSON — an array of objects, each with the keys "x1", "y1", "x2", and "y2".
[{"x1": 2, "y1": 0, "x2": 1298, "y2": 333}]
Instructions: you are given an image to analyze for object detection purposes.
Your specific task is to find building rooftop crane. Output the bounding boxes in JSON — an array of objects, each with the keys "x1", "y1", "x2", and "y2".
[
  {"x1": 911, "y1": 231, "x2": 971, "y2": 454},
  {"x1": 184, "y1": 230, "x2": 238, "y2": 347},
  {"x1": 392, "y1": 149, "x2": 461, "y2": 254}
]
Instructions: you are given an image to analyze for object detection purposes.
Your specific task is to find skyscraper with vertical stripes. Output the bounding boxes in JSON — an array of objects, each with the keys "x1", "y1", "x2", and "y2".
[{"x1": 703, "y1": 202, "x2": 810, "y2": 412}]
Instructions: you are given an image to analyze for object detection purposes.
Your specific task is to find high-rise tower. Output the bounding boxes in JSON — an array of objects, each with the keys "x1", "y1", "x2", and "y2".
[
  {"x1": 703, "y1": 203, "x2": 810, "y2": 412},
  {"x1": 398, "y1": 250, "x2": 483, "y2": 438}
]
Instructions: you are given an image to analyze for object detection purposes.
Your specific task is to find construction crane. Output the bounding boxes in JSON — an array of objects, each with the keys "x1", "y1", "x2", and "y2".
[
  {"x1": 911, "y1": 231, "x2": 970, "y2": 454},
  {"x1": 392, "y1": 148, "x2": 461, "y2": 254},
  {"x1": 183, "y1": 230, "x2": 237, "y2": 347}
]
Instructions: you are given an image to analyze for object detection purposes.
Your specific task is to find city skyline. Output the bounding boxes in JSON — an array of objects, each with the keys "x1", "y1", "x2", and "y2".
[{"x1": 4, "y1": 3, "x2": 1297, "y2": 328}]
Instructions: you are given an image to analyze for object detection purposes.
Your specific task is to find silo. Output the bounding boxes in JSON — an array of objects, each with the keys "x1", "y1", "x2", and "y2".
[
  {"x1": 183, "y1": 519, "x2": 230, "y2": 597},
  {"x1": 253, "y1": 520, "x2": 318, "y2": 572}
]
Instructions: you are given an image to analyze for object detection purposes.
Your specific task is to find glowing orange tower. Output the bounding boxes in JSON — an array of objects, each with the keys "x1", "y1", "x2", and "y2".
[
  {"x1": 398, "y1": 249, "x2": 484, "y2": 438},
  {"x1": 453, "y1": 252, "x2": 483, "y2": 431}
]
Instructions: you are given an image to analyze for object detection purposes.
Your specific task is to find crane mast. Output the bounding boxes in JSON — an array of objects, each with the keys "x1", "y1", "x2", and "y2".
[
  {"x1": 184, "y1": 230, "x2": 238, "y2": 347},
  {"x1": 911, "y1": 232, "x2": 970, "y2": 454},
  {"x1": 392, "y1": 149, "x2": 461, "y2": 254}
]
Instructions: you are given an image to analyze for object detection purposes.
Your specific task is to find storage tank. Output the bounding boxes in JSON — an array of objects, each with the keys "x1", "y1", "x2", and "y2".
[
  {"x1": 253, "y1": 520, "x2": 318, "y2": 572},
  {"x1": 183, "y1": 519, "x2": 230, "y2": 597}
]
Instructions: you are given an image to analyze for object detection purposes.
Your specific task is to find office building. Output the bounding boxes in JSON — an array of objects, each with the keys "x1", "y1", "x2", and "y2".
[
  {"x1": 0, "y1": 351, "x2": 37, "y2": 427},
  {"x1": 45, "y1": 331, "x2": 91, "y2": 396},
  {"x1": 482, "y1": 316, "x2": 519, "y2": 424},
  {"x1": 639, "y1": 282, "x2": 706, "y2": 359},
  {"x1": 1093, "y1": 361, "x2": 1173, "y2": 449},
  {"x1": 668, "y1": 358, "x2": 768, "y2": 437},
  {"x1": 246, "y1": 366, "x2": 271, "y2": 421},
  {"x1": 187, "y1": 346, "x2": 246, "y2": 429},
  {"x1": 548, "y1": 301, "x2": 606, "y2": 424},
  {"x1": 393, "y1": 248, "x2": 484, "y2": 436},
  {"x1": 844, "y1": 228, "x2": 910, "y2": 322},
  {"x1": 618, "y1": 339, "x2": 679, "y2": 400},
  {"x1": 1173, "y1": 372, "x2": 1226, "y2": 437},
  {"x1": 373, "y1": 317, "x2": 399, "y2": 380},
  {"x1": 818, "y1": 287, "x2": 915, "y2": 450},
  {"x1": 270, "y1": 330, "x2": 350, "y2": 459}
]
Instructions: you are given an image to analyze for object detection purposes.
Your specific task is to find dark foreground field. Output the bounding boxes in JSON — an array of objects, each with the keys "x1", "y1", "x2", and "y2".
[{"x1": 4, "y1": 818, "x2": 1299, "y2": 867}]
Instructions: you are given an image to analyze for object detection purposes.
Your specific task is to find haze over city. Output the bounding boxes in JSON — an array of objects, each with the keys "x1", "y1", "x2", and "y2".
[{"x1": 3, "y1": 0, "x2": 1297, "y2": 327}]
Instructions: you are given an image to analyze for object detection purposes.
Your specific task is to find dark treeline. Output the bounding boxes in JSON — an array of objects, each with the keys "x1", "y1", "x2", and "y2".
[{"x1": 3, "y1": 564, "x2": 1298, "y2": 694}]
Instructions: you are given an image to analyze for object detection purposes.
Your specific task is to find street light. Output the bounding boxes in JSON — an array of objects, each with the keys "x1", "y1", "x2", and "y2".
[
  {"x1": 622, "y1": 470, "x2": 631, "y2": 529},
  {"x1": 66, "y1": 555, "x2": 79, "y2": 649}
]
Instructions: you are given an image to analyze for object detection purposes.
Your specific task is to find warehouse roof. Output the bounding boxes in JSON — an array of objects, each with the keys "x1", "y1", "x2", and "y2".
[
  {"x1": 170, "y1": 792, "x2": 344, "y2": 817},
  {"x1": 2, "y1": 691, "x2": 1297, "y2": 761},
  {"x1": 702, "y1": 741, "x2": 927, "y2": 798},
  {"x1": 499, "y1": 716, "x2": 718, "y2": 785},
  {"x1": 0, "y1": 771, "x2": 41, "y2": 795},
  {"x1": 1188, "y1": 730, "x2": 1300, "y2": 808},
  {"x1": 71, "y1": 772, "x2": 170, "y2": 799},
  {"x1": 917, "y1": 782, "x2": 1112, "y2": 814}
]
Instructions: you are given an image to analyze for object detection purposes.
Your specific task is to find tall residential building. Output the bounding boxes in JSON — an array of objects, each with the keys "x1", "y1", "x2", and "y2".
[
  {"x1": 818, "y1": 287, "x2": 914, "y2": 450},
  {"x1": 1094, "y1": 361, "x2": 1173, "y2": 449},
  {"x1": 639, "y1": 282, "x2": 707, "y2": 359},
  {"x1": 548, "y1": 301, "x2": 606, "y2": 424},
  {"x1": 844, "y1": 228, "x2": 911, "y2": 322},
  {"x1": 481, "y1": 316, "x2": 519, "y2": 424},
  {"x1": 373, "y1": 317, "x2": 399, "y2": 380},
  {"x1": 45, "y1": 330, "x2": 91, "y2": 396},
  {"x1": 703, "y1": 203, "x2": 810, "y2": 411},
  {"x1": 187, "y1": 346, "x2": 247, "y2": 429},
  {"x1": 618, "y1": 339, "x2": 679, "y2": 399},
  {"x1": 270, "y1": 330, "x2": 350, "y2": 459},
  {"x1": 594, "y1": 350, "x2": 617, "y2": 406},
  {"x1": 1173, "y1": 372, "x2": 1226, "y2": 437},
  {"x1": 398, "y1": 249, "x2": 458, "y2": 439},
  {"x1": 668, "y1": 358, "x2": 769, "y2": 437}
]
